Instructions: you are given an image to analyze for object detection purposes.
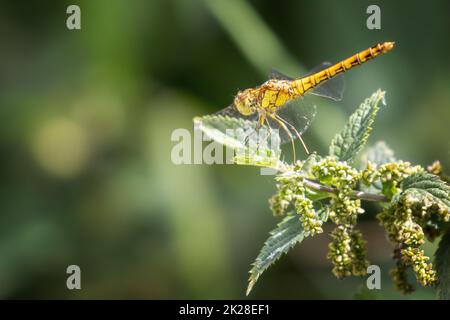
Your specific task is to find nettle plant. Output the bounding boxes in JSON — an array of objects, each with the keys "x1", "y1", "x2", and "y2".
[{"x1": 195, "y1": 90, "x2": 450, "y2": 299}]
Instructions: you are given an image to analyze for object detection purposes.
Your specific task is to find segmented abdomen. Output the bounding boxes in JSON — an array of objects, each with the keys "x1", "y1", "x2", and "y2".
[{"x1": 293, "y1": 42, "x2": 395, "y2": 95}]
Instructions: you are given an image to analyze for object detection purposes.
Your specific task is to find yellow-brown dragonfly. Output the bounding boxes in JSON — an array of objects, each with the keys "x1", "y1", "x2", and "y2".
[{"x1": 215, "y1": 42, "x2": 395, "y2": 160}]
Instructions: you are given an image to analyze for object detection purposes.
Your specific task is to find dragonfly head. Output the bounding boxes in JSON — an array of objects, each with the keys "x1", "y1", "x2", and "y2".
[{"x1": 234, "y1": 89, "x2": 256, "y2": 116}]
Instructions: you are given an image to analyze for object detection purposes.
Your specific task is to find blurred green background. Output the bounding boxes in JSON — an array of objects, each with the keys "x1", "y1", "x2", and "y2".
[{"x1": 0, "y1": 0, "x2": 449, "y2": 299}]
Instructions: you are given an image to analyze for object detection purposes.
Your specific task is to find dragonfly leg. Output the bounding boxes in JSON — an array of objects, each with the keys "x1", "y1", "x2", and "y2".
[
  {"x1": 258, "y1": 112, "x2": 266, "y2": 128},
  {"x1": 243, "y1": 112, "x2": 265, "y2": 149},
  {"x1": 253, "y1": 117, "x2": 275, "y2": 152},
  {"x1": 243, "y1": 126, "x2": 257, "y2": 147},
  {"x1": 263, "y1": 117, "x2": 273, "y2": 143},
  {"x1": 274, "y1": 114, "x2": 310, "y2": 155},
  {"x1": 269, "y1": 114, "x2": 296, "y2": 162}
]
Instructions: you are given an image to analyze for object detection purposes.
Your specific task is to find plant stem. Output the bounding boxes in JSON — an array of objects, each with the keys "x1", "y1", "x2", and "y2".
[
  {"x1": 303, "y1": 178, "x2": 389, "y2": 202},
  {"x1": 274, "y1": 162, "x2": 390, "y2": 202}
]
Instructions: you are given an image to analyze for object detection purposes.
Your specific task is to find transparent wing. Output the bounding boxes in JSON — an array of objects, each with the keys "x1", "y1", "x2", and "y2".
[
  {"x1": 269, "y1": 63, "x2": 346, "y2": 102},
  {"x1": 205, "y1": 98, "x2": 315, "y2": 156},
  {"x1": 268, "y1": 69, "x2": 294, "y2": 81},
  {"x1": 306, "y1": 62, "x2": 346, "y2": 101},
  {"x1": 214, "y1": 103, "x2": 258, "y2": 122},
  {"x1": 213, "y1": 104, "x2": 248, "y2": 119},
  {"x1": 265, "y1": 97, "x2": 316, "y2": 145},
  {"x1": 213, "y1": 99, "x2": 315, "y2": 147},
  {"x1": 198, "y1": 104, "x2": 281, "y2": 158}
]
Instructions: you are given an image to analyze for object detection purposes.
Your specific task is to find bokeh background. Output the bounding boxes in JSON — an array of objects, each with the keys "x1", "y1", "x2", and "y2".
[{"x1": 0, "y1": 0, "x2": 449, "y2": 299}]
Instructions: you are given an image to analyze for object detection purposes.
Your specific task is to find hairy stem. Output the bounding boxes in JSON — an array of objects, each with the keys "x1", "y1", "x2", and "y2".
[
  {"x1": 303, "y1": 178, "x2": 389, "y2": 202},
  {"x1": 279, "y1": 166, "x2": 389, "y2": 202},
  {"x1": 270, "y1": 161, "x2": 390, "y2": 202}
]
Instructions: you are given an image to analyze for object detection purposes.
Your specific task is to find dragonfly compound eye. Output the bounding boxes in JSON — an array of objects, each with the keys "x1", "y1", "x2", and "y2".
[{"x1": 234, "y1": 90, "x2": 255, "y2": 116}]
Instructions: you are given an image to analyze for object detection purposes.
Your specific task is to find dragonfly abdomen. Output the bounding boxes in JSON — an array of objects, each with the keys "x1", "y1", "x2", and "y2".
[{"x1": 293, "y1": 42, "x2": 395, "y2": 96}]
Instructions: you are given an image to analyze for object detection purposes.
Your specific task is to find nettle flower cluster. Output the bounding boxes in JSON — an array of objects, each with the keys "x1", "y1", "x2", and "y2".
[
  {"x1": 369, "y1": 162, "x2": 450, "y2": 292},
  {"x1": 269, "y1": 155, "x2": 449, "y2": 293}
]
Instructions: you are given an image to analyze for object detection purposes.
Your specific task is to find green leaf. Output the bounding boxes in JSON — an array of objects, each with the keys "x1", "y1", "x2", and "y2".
[
  {"x1": 193, "y1": 115, "x2": 281, "y2": 163},
  {"x1": 194, "y1": 115, "x2": 254, "y2": 149},
  {"x1": 400, "y1": 172, "x2": 450, "y2": 209},
  {"x1": 246, "y1": 213, "x2": 304, "y2": 295},
  {"x1": 246, "y1": 209, "x2": 328, "y2": 295},
  {"x1": 329, "y1": 89, "x2": 385, "y2": 164},
  {"x1": 435, "y1": 230, "x2": 450, "y2": 300}
]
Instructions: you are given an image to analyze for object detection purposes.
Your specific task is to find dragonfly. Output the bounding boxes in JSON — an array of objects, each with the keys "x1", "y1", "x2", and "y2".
[{"x1": 215, "y1": 41, "x2": 395, "y2": 160}]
